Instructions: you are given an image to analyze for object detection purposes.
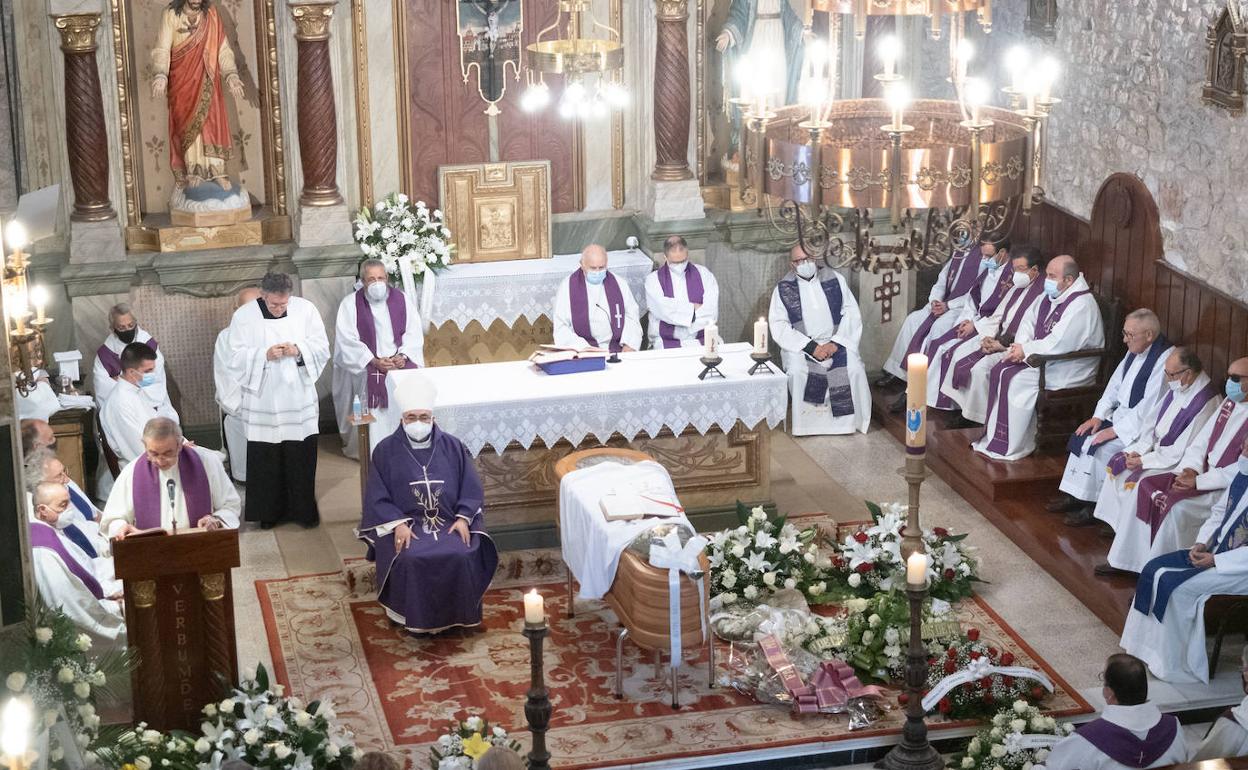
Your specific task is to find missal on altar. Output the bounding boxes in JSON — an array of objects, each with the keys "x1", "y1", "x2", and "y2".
[
  {"x1": 599, "y1": 490, "x2": 685, "y2": 521},
  {"x1": 528, "y1": 344, "x2": 610, "y2": 364}
]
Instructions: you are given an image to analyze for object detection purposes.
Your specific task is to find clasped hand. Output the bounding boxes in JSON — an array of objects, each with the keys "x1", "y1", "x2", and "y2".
[
  {"x1": 266, "y1": 342, "x2": 300, "y2": 361},
  {"x1": 812, "y1": 342, "x2": 839, "y2": 361},
  {"x1": 956, "y1": 320, "x2": 975, "y2": 338},
  {"x1": 372, "y1": 354, "x2": 407, "y2": 371},
  {"x1": 1124, "y1": 453, "x2": 1143, "y2": 471},
  {"x1": 1075, "y1": 417, "x2": 1103, "y2": 436},
  {"x1": 930, "y1": 300, "x2": 947, "y2": 317},
  {"x1": 1189, "y1": 542, "x2": 1215, "y2": 569},
  {"x1": 394, "y1": 518, "x2": 471, "y2": 550},
  {"x1": 1003, "y1": 343, "x2": 1026, "y2": 363},
  {"x1": 1172, "y1": 467, "x2": 1199, "y2": 490}
]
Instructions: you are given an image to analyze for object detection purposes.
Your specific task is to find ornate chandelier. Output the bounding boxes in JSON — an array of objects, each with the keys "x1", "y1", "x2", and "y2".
[
  {"x1": 822, "y1": 0, "x2": 995, "y2": 39},
  {"x1": 520, "y1": 0, "x2": 627, "y2": 120},
  {"x1": 2, "y1": 221, "x2": 53, "y2": 396},
  {"x1": 737, "y1": 6, "x2": 1059, "y2": 272}
]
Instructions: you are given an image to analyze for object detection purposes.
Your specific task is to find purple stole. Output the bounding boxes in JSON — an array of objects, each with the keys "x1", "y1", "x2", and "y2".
[
  {"x1": 981, "y1": 289, "x2": 1092, "y2": 456},
  {"x1": 655, "y1": 264, "x2": 705, "y2": 349},
  {"x1": 971, "y1": 264, "x2": 1013, "y2": 317},
  {"x1": 568, "y1": 270, "x2": 626, "y2": 353},
  {"x1": 949, "y1": 279, "x2": 1044, "y2": 391},
  {"x1": 132, "y1": 446, "x2": 212, "y2": 529},
  {"x1": 355, "y1": 288, "x2": 417, "y2": 410},
  {"x1": 776, "y1": 271, "x2": 854, "y2": 416},
  {"x1": 29, "y1": 521, "x2": 105, "y2": 599},
  {"x1": 97, "y1": 336, "x2": 159, "y2": 378},
  {"x1": 904, "y1": 245, "x2": 984, "y2": 359},
  {"x1": 1133, "y1": 472, "x2": 1248, "y2": 620},
  {"x1": 1107, "y1": 381, "x2": 1219, "y2": 488},
  {"x1": 1074, "y1": 715, "x2": 1179, "y2": 768},
  {"x1": 927, "y1": 268, "x2": 1014, "y2": 410}
]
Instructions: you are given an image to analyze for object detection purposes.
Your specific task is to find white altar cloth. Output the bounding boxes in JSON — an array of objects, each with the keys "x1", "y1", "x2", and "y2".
[
  {"x1": 426, "y1": 249, "x2": 653, "y2": 331},
  {"x1": 395, "y1": 343, "x2": 788, "y2": 456}
]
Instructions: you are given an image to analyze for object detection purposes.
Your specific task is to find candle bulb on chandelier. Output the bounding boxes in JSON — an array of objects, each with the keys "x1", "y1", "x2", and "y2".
[
  {"x1": 887, "y1": 84, "x2": 911, "y2": 130},
  {"x1": 1005, "y1": 46, "x2": 1027, "y2": 93},
  {"x1": 879, "y1": 35, "x2": 900, "y2": 78},
  {"x1": 30, "y1": 286, "x2": 47, "y2": 326},
  {"x1": 1039, "y1": 56, "x2": 1060, "y2": 102},
  {"x1": 955, "y1": 39, "x2": 974, "y2": 85},
  {"x1": 4, "y1": 221, "x2": 27, "y2": 265},
  {"x1": 966, "y1": 78, "x2": 989, "y2": 124}
]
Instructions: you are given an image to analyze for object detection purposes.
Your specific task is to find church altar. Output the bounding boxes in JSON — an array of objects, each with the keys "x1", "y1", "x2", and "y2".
[
  {"x1": 415, "y1": 343, "x2": 788, "y2": 527},
  {"x1": 421, "y1": 249, "x2": 653, "y2": 366}
]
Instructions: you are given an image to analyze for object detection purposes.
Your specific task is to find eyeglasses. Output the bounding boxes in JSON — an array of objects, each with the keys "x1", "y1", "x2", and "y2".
[
  {"x1": 1164, "y1": 367, "x2": 1189, "y2": 378},
  {"x1": 404, "y1": 415, "x2": 434, "y2": 424},
  {"x1": 1122, "y1": 329, "x2": 1149, "y2": 340},
  {"x1": 1230, "y1": 374, "x2": 1244, "y2": 384},
  {"x1": 791, "y1": 257, "x2": 814, "y2": 266}
]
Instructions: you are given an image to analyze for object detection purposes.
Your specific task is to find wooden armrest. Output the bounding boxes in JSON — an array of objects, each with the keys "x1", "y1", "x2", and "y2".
[{"x1": 1030, "y1": 347, "x2": 1106, "y2": 392}]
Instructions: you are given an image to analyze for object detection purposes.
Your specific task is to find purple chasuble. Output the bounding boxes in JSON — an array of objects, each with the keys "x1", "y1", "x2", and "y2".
[
  {"x1": 29, "y1": 521, "x2": 105, "y2": 599},
  {"x1": 1075, "y1": 715, "x2": 1179, "y2": 768},
  {"x1": 949, "y1": 279, "x2": 1044, "y2": 390},
  {"x1": 656, "y1": 264, "x2": 706, "y2": 349},
  {"x1": 132, "y1": 446, "x2": 213, "y2": 530},
  {"x1": 358, "y1": 425, "x2": 499, "y2": 632},
  {"x1": 904, "y1": 245, "x2": 984, "y2": 359},
  {"x1": 355, "y1": 287, "x2": 417, "y2": 410},
  {"x1": 982, "y1": 290, "x2": 1092, "y2": 456},
  {"x1": 568, "y1": 269, "x2": 627, "y2": 353},
  {"x1": 776, "y1": 271, "x2": 854, "y2": 417},
  {"x1": 1109, "y1": 381, "x2": 1219, "y2": 489},
  {"x1": 97, "y1": 336, "x2": 159, "y2": 378}
]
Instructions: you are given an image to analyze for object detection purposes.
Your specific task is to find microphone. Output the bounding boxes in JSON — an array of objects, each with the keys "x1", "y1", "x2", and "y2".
[{"x1": 167, "y1": 478, "x2": 177, "y2": 533}]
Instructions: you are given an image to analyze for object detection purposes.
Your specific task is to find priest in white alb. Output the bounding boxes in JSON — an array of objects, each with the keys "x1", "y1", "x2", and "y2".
[
  {"x1": 974, "y1": 255, "x2": 1105, "y2": 461},
  {"x1": 1090, "y1": 348, "x2": 1221, "y2": 575},
  {"x1": 936, "y1": 247, "x2": 1047, "y2": 425},
  {"x1": 768, "y1": 245, "x2": 870, "y2": 436},
  {"x1": 553, "y1": 243, "x2": 641, "y2": 353},
  {"x1": 645, "y1": 235, "x2": 719, "y2": 350},
  {"x1": 99, "y1": 343, "x2": 182, "y2": 498},
  {"x1": 333, "y1": 259, "x2": 425, "y2": 459},
  {"x1": 1194, "y1": 648, "x2": 1248, "y2": 760},
  {"x1": 101, "y1": 417, "x2": 240, "y2": 537},
  {"x1": 92, "y1": 303, "x2": 168, "y2": 408},
  {"x1": 1051, "y1": 309, "x2": 1173, "y2": 523},
  {"x1": 1121, "y1": 440, "x2": 1248, "y2": 683},
  {"x1": 1128, "y1": 358, "x2": 1248, "y2": 564},
  {"x1": 224, "y1": 271, "x2": 329, "y2": 529},
  {"x1": 28, "y1": 477, "x2": 116, "y2": 586},
  {"x1": 25, "y1": 445, "x2": 102, "y2": 525},
  {"x1": 214, "y1": 286, "x2": 262, "y2": 482}
]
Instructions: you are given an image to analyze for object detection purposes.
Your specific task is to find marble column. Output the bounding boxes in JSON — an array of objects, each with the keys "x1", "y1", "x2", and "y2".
[
  {"x1": 53, "y1": 13, "x2": 114, "y2": 222},
  {"x1": 646, "y1": 0, "x2": 704, "y2": 222}
]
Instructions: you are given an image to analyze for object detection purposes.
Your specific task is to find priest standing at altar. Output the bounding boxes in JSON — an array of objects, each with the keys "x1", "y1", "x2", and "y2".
[
  {"x1": 974, "y1": 255, "x2": 1104, "y2": 461},
  {"x1": 768, "y1": 246, "x2": 871, "y2": 436},
  {"x1": 223, "y1": 272, "x2": 329, "y2": 529},
  {"x1": 644, "y1": 235, "x2": 719, "y2": 349},
  {"x1": 214, "y1": 286, "x2": 262, "y2": 482},
  {"x1": 333, "y1": 259, "x2": 425, "y2": 459},
  {"x1": 553, "y1": 244, "x2": 641, "y2": 352},
  {"x1": 356, "y1": 373, "x2": 498, "y2": 634}
]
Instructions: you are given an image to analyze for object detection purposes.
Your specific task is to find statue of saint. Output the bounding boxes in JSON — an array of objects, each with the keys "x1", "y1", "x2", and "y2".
[{"x1": 715, "y1": 0, "x2": 806, "y2": 107}]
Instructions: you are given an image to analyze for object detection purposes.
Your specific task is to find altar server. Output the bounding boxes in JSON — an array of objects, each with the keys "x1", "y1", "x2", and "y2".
[
  {"x1": 21, "y1": 419, "x2": 99, "y2": 519},
  {"x1": 973, "y1": 255, "x2": 1104, "y2": 461},
  {"x1": 768, "y1": 245, "x2": 871, "y2": 436},
  {"x1": 1194, "y1": 648, "x2": 1248, "y2": 761},
  {"x1": 223, "y1": 272, "x2": 329, "y2": 529},
  {"x1": 1045, "y1": 654, "x2": 1187, "y2": 770},
  {"x1": 333, "y1": 259, "x2": 425, "y2": 460},
  {"x1": 29, "y1": 479, "x2": 115, "y2": 586},
  {"x1": 644, "y1": 235, "x2": 719, "y2": 350},
  {"x1": 99, "y1": 342, "x2": 181, "y2": 466},
  {"x1": 26, "y1": 448, "x2": 102, "y2": 525},
  {"x1": 214, "y1": 287, "x2": 262, "y2": 482},
  {"x1": 880, "y1": 237, "x2": 999, "y2": 387},
  {"x1": 1129, "y1": 358, "x2": 1248, "y2": 562},
  {"x1": 356, "y1": 373, "x2": 498, "y2": 634},
  {"x1": 101, "y1": 417, "x2": 240, "y2": 537},
  {"x1": 1050, "y1": 309, "x2": 1173, "y2": 519},
  {"x1": 1090, "y1": 349, "x2": 1220, "y2": 574},
  {"x1": 1121, "y1": 439, "x2": 1248, "y2": 683},
  {"x1": 29, "y1": 484, "x2": 126, "y2": 649},
  {"x1": 553, "y1": 243, "x2": 641, "y2": 352},
  {"x1": 93, "y1": 303, "x2": 168, "y2": 407},
  {"x1": 936, "y1": 247, "x2": 1046, "y2": 423}
]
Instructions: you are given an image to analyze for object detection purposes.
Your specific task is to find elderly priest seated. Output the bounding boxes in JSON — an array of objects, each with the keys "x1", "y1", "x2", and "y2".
[
  {"x1": 974, "y1": 255, "x2": 1105, "y2": 460},
  {"x1": 356, "y1": 373, "x2": 498, "y2": 634},
  {"x1": 101, "y1": 417, "x2": 241, "y2": 537},
  {"x1": 644, "y1": 235, "x2": 719, "y2": 350},
  {"x1": 553, "y1": 243, "x2": 642, "y2": 353},
  {"x1": 1120, "y1": 436, "x2": 1248, "y2": 683}
]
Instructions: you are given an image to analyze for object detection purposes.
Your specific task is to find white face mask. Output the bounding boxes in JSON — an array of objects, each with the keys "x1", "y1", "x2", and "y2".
[
  {"x1": 1168, "y1": 379, "x2": 1185, "y2": 393},
  {"x1": 795, "y1": 261, "x2": 818, "y2": 280},
  {"x1": 366, "y1": 281, "x2": 388, "y2": 302},
  {"x1": 668, "y1": 260, "x2": 688, "y2": 274},
  {"x1": 1011, "y1": 271, "x2": 1031, "y2": 289},
  {"x1": 404, "y1": 421, "x2": 432, "y2": 442}
]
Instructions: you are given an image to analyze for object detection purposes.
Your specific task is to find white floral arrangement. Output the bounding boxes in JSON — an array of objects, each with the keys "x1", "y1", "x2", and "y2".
[
  {"x1": 430, "y1": 715, "x2": 524, "y2": 770},
  {"x1": 353, "y1": 192, "x2": 453, "y2": 280},
  {"x1": 708, "y1": 504, "x2": 832, "y2": 609},
  {"x1": 954, "y1": 700, "x2": 1074, "y2": 770}
]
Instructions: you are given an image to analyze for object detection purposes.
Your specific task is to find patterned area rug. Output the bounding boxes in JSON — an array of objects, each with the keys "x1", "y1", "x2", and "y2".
[{"x1": 257, "y1": 548, "x2": 1092, "y2": 769}]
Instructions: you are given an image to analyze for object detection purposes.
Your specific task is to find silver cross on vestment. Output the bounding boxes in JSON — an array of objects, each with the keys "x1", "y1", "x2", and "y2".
[
  {"x1": 370, "y1": 369, "x2": 387, "y2": 386},
  {"x1": 409, "y1": 467, "x2": 445, "y2": 535},
  {"x1": 613, "y1": 304, "x2": 623, "y2": 327}
]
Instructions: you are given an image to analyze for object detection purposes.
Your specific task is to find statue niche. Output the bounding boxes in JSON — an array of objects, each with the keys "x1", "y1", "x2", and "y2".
[{"x1": 1201, "y1": 3, "x2": 1247, "y2": 116}]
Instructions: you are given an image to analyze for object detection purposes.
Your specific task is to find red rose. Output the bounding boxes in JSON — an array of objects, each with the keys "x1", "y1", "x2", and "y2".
[
  {"x1": 938, "y1": 697, "x2": 952, "y2": 714},
  {"x1": 987, "y1": 646, "x2": 998, "y2": 658},
  {"x1": 1000, "y1": 652, "x2": 1016, "y2": 666},
  {"x1": 983, "y1": 692, "x2": 995, "y2": 704},
  {"x1": 832, "y1": 556, "x2": 845, "y2": 569},
  {"x1": 943, "y1": 568, "x2": 955, "y2": 581},
  {"x1": 946, "y1": 647, "x2": 958, "y2": 659},
  {"x1": 856, "y1": 562, "x2": 874, "y2": 573},
  {"x1": 933, "y1": 527, "x2": 950, "y2": 538},
  {"x1": 853, "y1": 531, "x2": 869, "y2": 543},
  {"x1": 979, "y1": 677, "x2": 992, "y2": 689},
  {"x1": 1031, "y1": 686, "x2": 1045, "y2": 700},
  {"x1": 967, "y1": 628, "x2": 980, "y2": 642},
  {"x1": 944, "y1": 660, "x2": 957, "y2": 674},
  {"x1": 898, "y1": 693, "x2": 909, "y2": 706},
  {"x1": 1003, "y1": 676, "x2": 1015, "y2": 687},
  {"x1": 969, "y1": 651, "x2": 981, "y2": 660}
]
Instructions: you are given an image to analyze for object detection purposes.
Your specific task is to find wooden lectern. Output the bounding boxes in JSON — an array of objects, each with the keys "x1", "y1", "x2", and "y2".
[{"x1": 113, "y1": 529, "x2": 241, "y2": 731}]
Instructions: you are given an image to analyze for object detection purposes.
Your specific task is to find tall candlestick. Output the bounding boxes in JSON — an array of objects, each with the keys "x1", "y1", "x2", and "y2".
[
  {"x1": 906, "y1": 552, "x2": 928, "y2": 587},
  {"x1": 524, "y1": 588, "x2": 545, "y2": 625},
  {"x1": 905, "y1": 353, "x2": 927, "y2": 451},
  {"x1": 753, "y1": 317, "x2": 768, "y2": 354}
]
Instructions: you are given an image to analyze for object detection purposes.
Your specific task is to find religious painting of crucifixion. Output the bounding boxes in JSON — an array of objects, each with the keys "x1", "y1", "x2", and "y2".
[{"x1": 456, "y1": 0, "x2": 524, "y2": 115}]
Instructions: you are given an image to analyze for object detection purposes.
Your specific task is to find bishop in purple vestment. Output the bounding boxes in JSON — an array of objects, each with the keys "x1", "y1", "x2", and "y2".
[{"x1": 356, "y1": 374, "x2": 498, "y2": 634}]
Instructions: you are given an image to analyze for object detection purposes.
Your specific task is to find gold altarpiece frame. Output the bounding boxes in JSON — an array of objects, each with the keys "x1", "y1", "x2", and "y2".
[
  {"x1": 438, "y1": 160, "x2": 552, "y2": 262},
  {"x1": 110, "y1": 0, "x2": 291, "y2": 251}
]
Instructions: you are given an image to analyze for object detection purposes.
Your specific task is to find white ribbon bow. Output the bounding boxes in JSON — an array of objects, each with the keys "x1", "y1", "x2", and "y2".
[
  {"x1": 648, "y1": 530, "x2": 709, "y2": 669},
  {"x1": 398, "y1": 255, "x2": 437, "y2": 332},
  {"x1": 921, "y1": 659, "x2": 1054, "y2": 713}
]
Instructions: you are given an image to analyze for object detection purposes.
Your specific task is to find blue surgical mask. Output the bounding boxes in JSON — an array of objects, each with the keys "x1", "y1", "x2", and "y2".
[
  {"x1": 1043, "y1": 278, "x2": 1061, "y2": 299},
  {"x1": 981, "y1": 257, "x2": 997, "y2": 271},
  {"x1": 586, "y1": 269, "x2": 607, "y2": 286},
  {"x1": 138, "y1": 373, "x2": 157, "y2": 388},
  {"x1": 1228, "y1": 378, "x2": 1246, "y2": 403}
]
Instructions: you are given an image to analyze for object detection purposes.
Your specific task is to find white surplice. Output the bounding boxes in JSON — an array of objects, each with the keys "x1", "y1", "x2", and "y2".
[
  {"x1": 644, "y1": 264, "x2": 720, "y2": 350},
  {"x1": 1094, "y1": 374, "x2": 1221, "y2": 571},
  {"x1": 224, "y1": 296, "x2": 329, "y2": 443},
  {"x1": 768, "y1": 270, "x2": 871, "y2": 436},
  {"x1": 213, "y1": 327, "x2": 248, "y2": 482},
  {"x1": 28, "y1": 502, "x2": 118, "y2": 587},
  {"x1": 1194, "y1": 698, "x2": 1248, "y2": 761},
  {"x1": 332, "y1": 287, "x2": 426, "y2": 459},
  {"x1": 1045, "y1": 704, "x2": 1188, "y2": 770},
  {"x1": 552, "y1": 272, "x2": 642, "y2": 351},
  {"x1": 973, "y1": 275, "x2": 1105, "y2": 461},
  {"x1": 882, "y1": 257, "x2": 988, "y2": 380},
  {"x1": 100, "y1": 445, "x2": 241, "y2": 537},
  {"x1": 1120, "y1": 479, "x2": 1248, "y2": 683},
  {"x1": 92, "y1": 328, "x2": 168, "y2": 408},
  {"x1": 98, "y1": 379, "x2": 181, "y2": 500},
  {"x1": 30, "y1": 524, "x2": 126, "y2": 650},
  {"x1": 1059, "y1": 344, "x2": 1173, "y2": 501}
]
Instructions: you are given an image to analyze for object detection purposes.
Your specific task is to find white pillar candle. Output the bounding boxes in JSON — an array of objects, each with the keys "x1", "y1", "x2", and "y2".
[
  {"x1": 753, "y1": 317, "x2": 768, "y2": 354},
  {"x1": 905, "y1": 353, "x2": 928, "y2": 450},
  {"x1": 704, "y1": 323, "x2": 718, "y2": 358},
  {"x1": 523, "y1": 588, "x2": 544, "y2": 625},
  {"x1": 906, "y1": 552, "x2": 928, "y2": 587}
]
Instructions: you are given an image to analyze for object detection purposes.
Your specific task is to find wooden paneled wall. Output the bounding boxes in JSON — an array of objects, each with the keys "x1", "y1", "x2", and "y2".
[{"x1": 1008, "y1": 173, "x2": 1248, "y2": 383}]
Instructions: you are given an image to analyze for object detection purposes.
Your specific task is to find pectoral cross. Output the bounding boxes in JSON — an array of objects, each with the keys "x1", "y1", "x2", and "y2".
[
  {"x1": 409, "y1": 467, "x2": 445, "y2": 535},
  {"x1": 1138, "y1": 750, "x2": 1145, "y2": 765},
  {"x1": 613, "y1": 304, "x2": 623, "y2": 327}
]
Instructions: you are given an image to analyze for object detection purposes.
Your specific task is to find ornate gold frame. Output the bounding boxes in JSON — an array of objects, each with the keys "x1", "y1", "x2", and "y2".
[
  {"x1": 437, "y1": 160, "x2": 552, "y2": 262},
  {"x1": 1202, "y1": 4, "x2": 1247, "y2": 117},
  {"x1": 351, "y1": 0, "x2": 374, "y2": 204},
  {"x1": 110, "y1": 0, "x2": 291, "y2": 250}
]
